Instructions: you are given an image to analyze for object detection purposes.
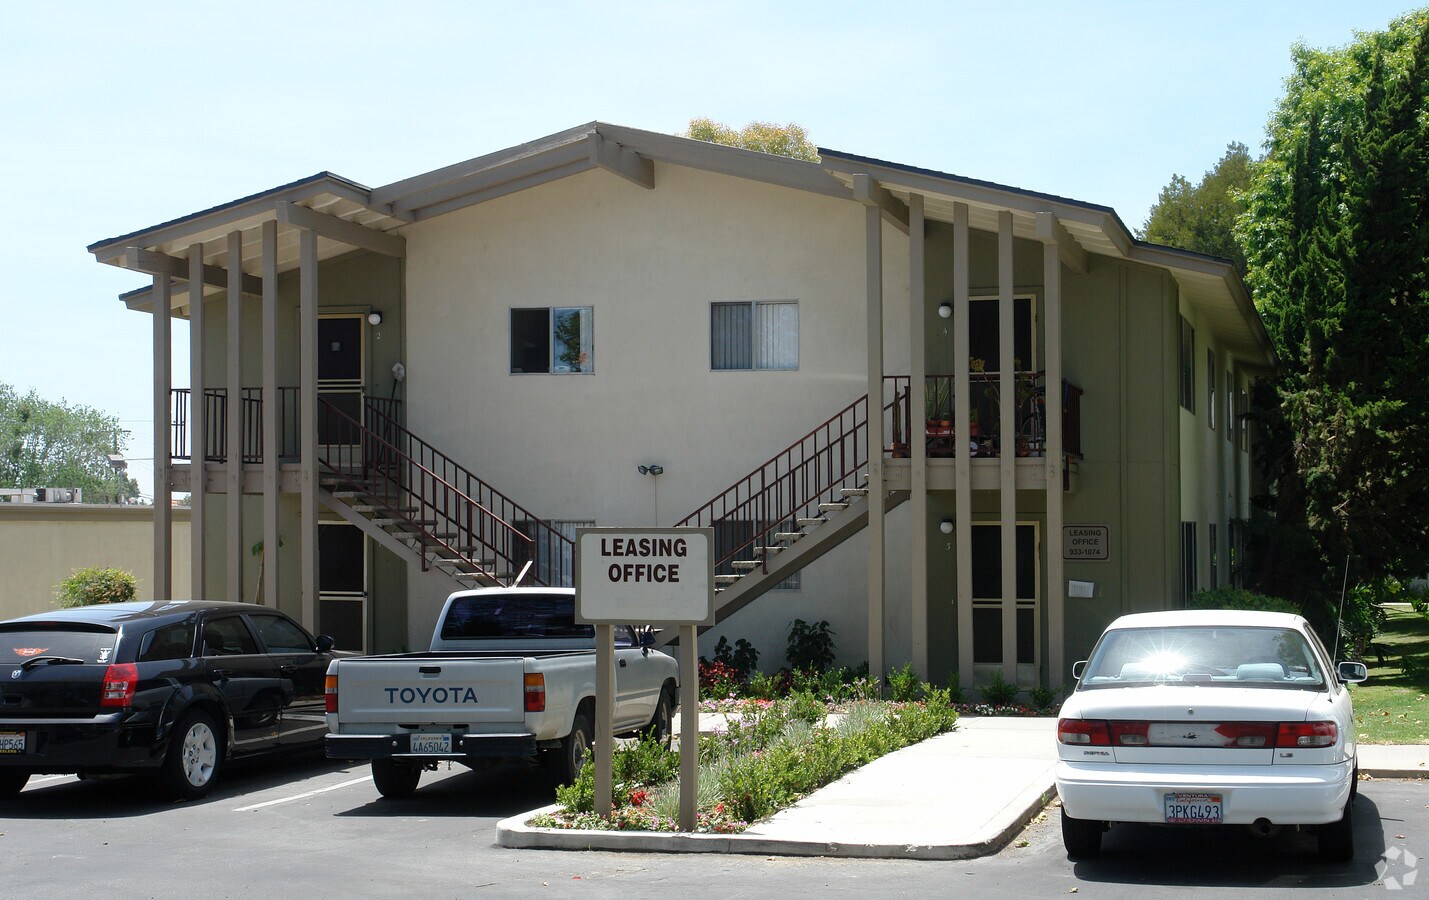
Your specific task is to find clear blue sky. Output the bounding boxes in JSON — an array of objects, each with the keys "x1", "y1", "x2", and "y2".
[{"x1": 1, "y1": 1, "x2": 1419, "y2": 499}]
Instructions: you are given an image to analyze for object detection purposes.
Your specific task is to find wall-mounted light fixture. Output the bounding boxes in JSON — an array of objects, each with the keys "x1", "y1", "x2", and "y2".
[
  {"x1": 937, "y1": 302, "x2": 953, "y2": 319},
  {"x1": 367, "y1": 311, "x2": 383, "y2": 325},
  {"x1": 940, "y1": 518, "x2": 954, "y2": 534},
  {"x1": 638, "y1": 464, "x2": 664, "y2": 476}
]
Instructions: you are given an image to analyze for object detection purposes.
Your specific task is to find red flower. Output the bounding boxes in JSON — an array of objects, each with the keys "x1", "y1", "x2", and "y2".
[{"x1": 628, "y1": 788, "x2": 649, "y2": 807}]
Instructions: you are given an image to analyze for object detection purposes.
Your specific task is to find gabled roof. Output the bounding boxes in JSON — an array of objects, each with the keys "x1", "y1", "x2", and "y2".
[{"x1": 89, "y1": 121, "x2": 1274, "y2": 368}]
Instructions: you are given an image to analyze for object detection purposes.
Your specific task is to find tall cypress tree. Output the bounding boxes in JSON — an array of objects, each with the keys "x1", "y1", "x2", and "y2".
[{"x1": 1242, "y1": 11, "x2": 1429, "y2": 603}]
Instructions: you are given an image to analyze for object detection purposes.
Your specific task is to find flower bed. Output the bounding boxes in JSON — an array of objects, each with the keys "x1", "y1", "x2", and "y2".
[{"x1": 529, "y1": 689, "x2": 959, "y2": 834}]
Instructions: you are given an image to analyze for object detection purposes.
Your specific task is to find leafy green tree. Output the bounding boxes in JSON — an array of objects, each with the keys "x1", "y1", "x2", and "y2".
[
  {"x1": 56, "y1": 566, "x2": 137, "y2": 607},
  {"x1": 1238, "y1": 10, "x2": 1429, "y2": 608},
  {"x1": 1139, "y1": 142, "x2": 1253, "y2": 274},
  {"x1": 684, "y1": 118, "x2": 820, "y2": 162},
  {"x1": 0, "y1": 383, "x2": 138, "y2": 502}
]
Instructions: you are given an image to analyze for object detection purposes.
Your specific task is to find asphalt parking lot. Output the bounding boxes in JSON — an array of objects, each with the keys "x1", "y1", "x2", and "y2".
[{"x1": 2, "y1": 756, "x2": 1424, "y2": 898}]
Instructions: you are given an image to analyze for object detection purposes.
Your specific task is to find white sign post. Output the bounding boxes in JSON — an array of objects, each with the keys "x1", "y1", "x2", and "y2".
[{"x1": 575, "y1": 527, "x2": 713, "y2": 831}]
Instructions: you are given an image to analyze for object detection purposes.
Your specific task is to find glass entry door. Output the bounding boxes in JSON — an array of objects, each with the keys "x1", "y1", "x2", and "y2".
[
  {"x1": 970, "y1": 522, "x2": 1040, "y2": 685},
  {"x1": 318, "y1": 315, "x2": 364, "y2": 471},
  {"x1": 318, "y1": 523, "x2": 366, "y2": 652}
]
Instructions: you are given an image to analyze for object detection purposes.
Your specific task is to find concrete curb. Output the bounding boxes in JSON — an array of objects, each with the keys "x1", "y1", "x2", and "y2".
[
  {"x1": 496, "y1": 772, "x2": 1058, "y2": 860},
  {"x1": 1362, "y1": 768, "x2": 1429, "y2": 780}
]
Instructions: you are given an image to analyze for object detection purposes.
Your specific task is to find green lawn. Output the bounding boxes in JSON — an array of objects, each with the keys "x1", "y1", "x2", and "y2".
[{"x1": 1347, "y1": 605, "x2": 1429, "y2": 745}]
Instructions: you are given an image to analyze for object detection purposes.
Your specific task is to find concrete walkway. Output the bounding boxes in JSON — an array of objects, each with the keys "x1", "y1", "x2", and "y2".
[{"x1": 496, "y1": 714, "x2": 1429, "y2": 860}]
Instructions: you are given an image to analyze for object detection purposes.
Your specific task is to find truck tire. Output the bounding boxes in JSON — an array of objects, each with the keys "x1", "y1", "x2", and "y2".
[
  {"x1": 559, "y1": 711, "x2": 593, "y2": 784},
  {"x1": 371, "y1": 759, "x2": 422, "y2": 799},
  {"x1": 644, "y1": 687, "x2": 674, "y2": 744},
  {"x1": 159, "y1": 709, "x2": 222, "y2": 800},
  {"x1": 0, "y1": 771, "x2": 29, "y2": 798}
]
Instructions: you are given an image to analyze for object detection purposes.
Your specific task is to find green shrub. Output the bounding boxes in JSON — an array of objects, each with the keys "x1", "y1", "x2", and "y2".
[
  {"x1": 56, "y1": 567, "x2": 136, "y2": 607},
  {"x1": 711, "y1": 636, "x2": 760, "y2": 679},
  {"x1": 885, "y1": 662, "x2": 921, "y2": 702},
  {"x1": 980, "y1": 671, "x2": 1021, "y2": 707},
  {"x1": 1029, "y1": 685, "x2": 1059, "y2": 712},
  {"x1": 1189, "y1": 587, "x2": 1298, "y2": 614},
  {"x1": 786, "y1": 618, "x2": 835, "y2": 671},
  {"x1": 945, "y1": 671, "x2": 967, "y2": 704}
]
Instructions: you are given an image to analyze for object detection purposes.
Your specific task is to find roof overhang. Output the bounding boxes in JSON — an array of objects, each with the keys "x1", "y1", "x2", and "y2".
[{"x1": 820, "y1": 148, "x2": 1277, "y2": 371}]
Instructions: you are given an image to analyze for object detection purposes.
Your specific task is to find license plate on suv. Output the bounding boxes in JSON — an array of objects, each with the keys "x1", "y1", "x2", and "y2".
[
  {"x1": 409, "y1": 733, "x2": 451, "y2": 754},
  {"x1": 1164, "y1": 792, "x2": 1222, "y2": 823},
  {"x1": 0, "y1": 731, "x2": 25, "y2": 754}
]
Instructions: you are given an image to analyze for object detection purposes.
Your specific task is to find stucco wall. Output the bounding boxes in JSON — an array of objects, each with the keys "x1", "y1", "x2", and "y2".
[
  {"x1": 400, "y1": 161, "x2": 911, "y2": 663},
  {"x1": 0, "y1": 504, "x2": 191, "y2": 620}
]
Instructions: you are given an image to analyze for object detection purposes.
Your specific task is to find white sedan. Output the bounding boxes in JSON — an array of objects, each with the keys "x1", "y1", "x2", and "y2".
[{"x1": 1055, "y1": 609, "x2": 1367, "y2": 861}]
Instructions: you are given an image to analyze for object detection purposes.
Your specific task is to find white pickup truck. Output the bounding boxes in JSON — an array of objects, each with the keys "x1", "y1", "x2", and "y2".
[{"x1": 324, "y1": 587, "x2": 679, "y2": 798}]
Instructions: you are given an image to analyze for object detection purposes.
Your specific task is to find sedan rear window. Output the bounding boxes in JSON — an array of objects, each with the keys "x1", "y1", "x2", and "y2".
[
  {"x1": 1080, "y1": 626, "x2": 1325, "y2": 690},
  {"x1": 0, "y1": 625, "x2": 119, "y2": 665}
]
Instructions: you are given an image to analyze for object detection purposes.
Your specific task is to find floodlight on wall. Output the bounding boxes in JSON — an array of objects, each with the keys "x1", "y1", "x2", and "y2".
[
  {"x1": 638, "y1": 464, "x2": 664, "y2": 476},
  {"x1": 937, "y1": 303, "x2": 953, "y2": 319},
  {"x1": 940, "y1": 518, "x2": 954, "y2": 534},
  {"x1": 367, "y1": 311, "x2": 383, "y2": 325}
]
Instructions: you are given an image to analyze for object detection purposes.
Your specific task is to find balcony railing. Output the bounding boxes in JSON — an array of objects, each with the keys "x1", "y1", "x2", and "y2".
[
  {"x1": 169, "y1": 387, "x2": 402, "y2": 463},
  {"x1": 883, "y1": 372, "x2": 1082, "y2": 461}
]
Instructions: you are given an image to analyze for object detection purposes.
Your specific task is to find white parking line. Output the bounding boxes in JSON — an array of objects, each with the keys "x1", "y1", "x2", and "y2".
[{"x1": 232, "y1": 776, "x2": 370, "y2": 812}]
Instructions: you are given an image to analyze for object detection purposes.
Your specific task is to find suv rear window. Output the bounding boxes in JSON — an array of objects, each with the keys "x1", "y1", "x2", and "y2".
[{"x1": 0, "y1": 625, "x2": 119, "y2": 665}]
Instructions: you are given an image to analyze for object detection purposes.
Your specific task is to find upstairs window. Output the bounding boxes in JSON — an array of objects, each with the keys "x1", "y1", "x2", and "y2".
[
  {"x1": 712, "y1": 301, "x2": 798, "y2": 370},
  {"x1": 511, "y1": 307, "x2": 594, "y2": 374},
  {"x1": 1207, "y1": 349, "x2": 1217, "y2": 430},
  {"x1": 1179, "y1": 316, "x2": 1195, "y2": 412}
]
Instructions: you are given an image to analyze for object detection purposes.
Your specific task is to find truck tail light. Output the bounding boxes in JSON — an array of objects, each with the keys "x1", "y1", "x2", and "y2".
[
  {"x1": 325, "y1": 674, "x2": 338, "y2": 713},
  {"x1": 1277, "y1": 721, "x2": 1338, "y2": 748},
  {"x1": 524, "y1": 673, "x2": 545, "y2": 713},
  {"x1": 1058, "y1": 718, "x2": 1110, "y2": 745},
  {"x1": 99, "y1": 663, "x2": 138, "y2": 708}
]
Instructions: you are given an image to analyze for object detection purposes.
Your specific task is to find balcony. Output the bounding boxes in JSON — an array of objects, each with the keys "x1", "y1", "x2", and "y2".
[
  {"x1": 882, "y1": 372, "x2": 1083, "y2": 490},
  {"x1": 168, "y1": 387, "x2": 402, "y2": 464}
]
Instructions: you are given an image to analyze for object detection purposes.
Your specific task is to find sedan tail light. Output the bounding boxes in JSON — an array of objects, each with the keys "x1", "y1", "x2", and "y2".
[
  {"x1": 1058, "y1": 718, "x2": 1110, "y2": 745},
  {"x1": 324, "y1": 674, "x2": 338, "y2": 713},
  {"x1": 1276, "y1": 721, "x2": 1338, "y2": 748},
  {"x1": 99, "y1": 663, "x2": 138, "y2": 708}
]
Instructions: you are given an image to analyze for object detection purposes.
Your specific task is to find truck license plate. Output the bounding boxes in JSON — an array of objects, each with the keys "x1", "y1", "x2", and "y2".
[
  {"x1": 1164, "y1": 792, "x2": 1222, "y2": 824},
  {"x1": 0, "y1": 731, "x2": 25, "y2": 754},
  {"x1": 409, "y1": 733, "x2": 451, "y2": 754}
]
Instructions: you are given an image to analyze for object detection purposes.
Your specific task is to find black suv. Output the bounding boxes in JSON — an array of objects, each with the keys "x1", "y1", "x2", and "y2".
[{"x1": 0, "y1": 601, "x2": 344, "y2": 800}]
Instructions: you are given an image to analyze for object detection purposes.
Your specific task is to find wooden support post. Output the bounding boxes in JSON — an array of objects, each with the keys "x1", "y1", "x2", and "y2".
[
  {"x1": 261, "y1": 220, "x2": 279, "y2": 607},
  {"x1": 908, "y1": 193, "x2": 928, "y2": 681},
  {"x1": 953, "y1": 203, "x2": 973, "y2": 690},
  {"x1": 594, "y1": 623, "x2": 615, "y2": 820},
  {"x1": 226, "y1": 230, "x2": 244, "y2": 605},
  {"x1": 679, "y1": 625, "x2": 698, "y2": 831},
  {"x1": 299, "y1": 229, "x2": 319, "y2": 630},
  {"x1": 152, "y1": 274, "x2": 172, "y2": 600},
  {"x1": 189, "y1": 243, "x2": 206, "y2": 600},
  {"x1": 998, "y1": 211, "x2": 1017, "y2": 685}
]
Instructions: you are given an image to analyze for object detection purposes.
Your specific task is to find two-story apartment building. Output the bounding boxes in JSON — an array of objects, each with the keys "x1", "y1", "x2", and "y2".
[{"x1": 87, "y1": 122, "x2": 1275, "y2": 691}]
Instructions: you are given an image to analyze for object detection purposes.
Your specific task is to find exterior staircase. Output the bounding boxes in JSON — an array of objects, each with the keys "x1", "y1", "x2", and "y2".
[
  {"x1": 664, "y1": 391, "x2": 905, "y2": 643},
  {"x1": 315, "y1": 397, "x2": 572, "y2": 592}
]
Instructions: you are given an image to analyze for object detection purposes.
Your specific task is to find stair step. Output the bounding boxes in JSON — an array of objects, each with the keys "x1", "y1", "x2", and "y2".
[
  {"x1": 841, "y1": 488, "x2": 869, "y2": 498},
  {"x1": 730, "y1": 560, "x2": 761, "y2": 570},
  {"x1": 774, "y1": 532, "x2": 804, "y2": 542},
  {"x1": 796, "y1": 517, "x2": 826, "y2": 527},
  {"x1": 714, "y1": 574, "x2": 744, "y2": 585},
  {"x1": 331, "y1": 491, "x2": 363, "y2": 500},
  {"x1": 752, "y1": 546, "x2": 785, "y2": 556},
  {"x1": 818, "y1": 502, "x2": 849, "y2": 513}
]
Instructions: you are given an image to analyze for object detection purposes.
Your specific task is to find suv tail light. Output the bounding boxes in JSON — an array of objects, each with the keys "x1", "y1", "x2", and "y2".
[
  {"x1": 99, "y1": 663, "x2": 138, "y2": 708},
  {"x1": 1277, "y1": 721, "x2": 1338, "y2": 748},
  {"x1": 325, "y1": 674, "x2": 338, "y2": 713},
  {"x1": 1058, "y1": 718, "x2": 1110, "y2": 745},
  {"x1": 524, "y1": 673, "x2": 545, "y2": 713}
]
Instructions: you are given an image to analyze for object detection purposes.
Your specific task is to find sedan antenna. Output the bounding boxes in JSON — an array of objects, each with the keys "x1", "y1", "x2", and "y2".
[{"x1": 1332, "y1": 554, "x2": 1351, "y2": 661}]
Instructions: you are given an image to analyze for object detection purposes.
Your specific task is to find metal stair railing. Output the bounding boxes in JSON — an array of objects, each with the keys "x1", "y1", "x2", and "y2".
[
  {"x1": 355, "y1": 399, "x2": 575, "y2": 586},
  {"x1": 674, "y1": 394, "x2": 875, "y2": 577}
]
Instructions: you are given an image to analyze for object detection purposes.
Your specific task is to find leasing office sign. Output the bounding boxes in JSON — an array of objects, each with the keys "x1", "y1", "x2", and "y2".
[{"x1": 575, "y1": 527, "x2": 715, "y2": 625}]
